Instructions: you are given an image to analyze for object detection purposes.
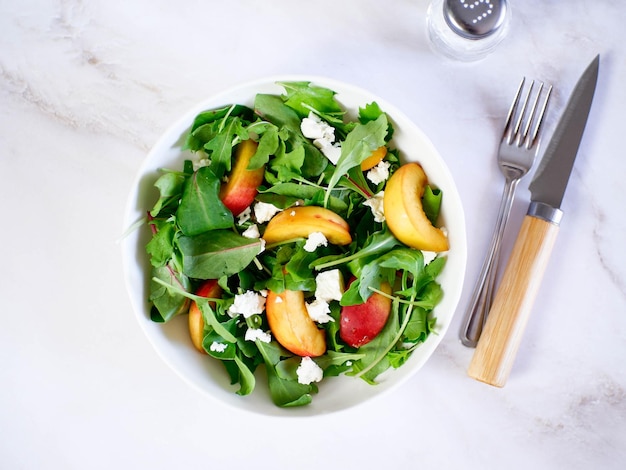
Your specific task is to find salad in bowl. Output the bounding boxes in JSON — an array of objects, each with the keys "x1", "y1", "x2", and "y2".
[{"x1": 122, "y1": 78, "x2": 466, "y2": 415}]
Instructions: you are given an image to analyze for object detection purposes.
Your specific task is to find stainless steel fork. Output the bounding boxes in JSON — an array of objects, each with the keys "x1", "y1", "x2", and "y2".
[{"x1": 460, "y1": 78, "x2": 552, "y2": 347}]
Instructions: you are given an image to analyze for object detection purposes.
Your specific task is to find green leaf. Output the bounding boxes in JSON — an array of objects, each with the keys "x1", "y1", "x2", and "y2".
[
  {"x1": 150, "y1": 171, "x2": 186, "y2": 217},
  {"x1": 422, "y1": 186, "x2": 443, "y2": 225},
  {"x1": 248, "y1": 125, "x2": 279, "y2": 170},
  {"x1": 149, "y1": 264, "x2": 191, "y2": 322},
  {"x1": 185, "y1": 104, "x2": 253, "y2": 151},
  {"x1": 234, "y1": 354, "x2": 256, "y2": 396},
  {"x1": 325, "y1": 114, "x2": 388, "y2": 205},
  {"x1": 312, "y1": 227, "x2": 401, "y2": 272},
  {"x1": 359, "y1": 102, "x2": 394, "y2": 141},
  {"x1": 378, "y1": 248, "x2": 425, "y2": 278},
  {"x1": 176, "y1": 167, "x2": 233, "y2": 236},
  {"x1": 178, "y1": 230, "x2": 263, "y2": 279},
  {"x1": 197, "y1": 299, "x2": 237, "y2": 343},
  {"x1": 268, "y1": 143, "x2": 305, "y2": 181},
  {"x1": 403, "y1": 306, "x2": 430, "y2": 342},
  {"x1": 279, "y1": 81, "x2": 343, "y2": 118},
  {"x1": 204, "y1": 117, "x2": 242, "y2": 179},
  {"x1": 254, "y1": 93, "x2": 327, "y2": 178},
  {"x1": 146, "y1": 221, "x2": 176, "y2": 267}
]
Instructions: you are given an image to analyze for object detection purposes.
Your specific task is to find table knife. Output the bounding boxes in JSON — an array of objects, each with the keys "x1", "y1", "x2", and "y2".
[{"x1": 468, "y1": 54, "x2": 600, "y2": 387}]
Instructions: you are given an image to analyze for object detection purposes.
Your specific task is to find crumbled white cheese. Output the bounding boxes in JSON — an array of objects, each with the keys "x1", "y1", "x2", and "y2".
[
  {"x1": 192, "y1": 157, "x2": 210, "y2": 171},
  {"x1": 242, "y1": 224, "x2": 260, "y2": 239},
  {"x1": 227, "y1": 290, "x2": 266, "y2": 318},
  {"x1": 366, "y1": 160, "x2": 391, "y2": 185},
  {"x1": 301, "y1": 112, "x2": 334, "y2": 141},
  {"x1": 303, "y1": 231, "x2": 328, "y2": 252},
  {"x1": 296, "y1": 356, "x2": 324, "y2": 385},
  {"x1": 245, "y1": 328, "x2": 272, "y2": 343},
  {"x1": 305, "y1": 298, "x2": 334, "y2": 324},
  {"x1": 209, "y1": 342, "x2": 228, "y2": 353},
  {"x1": 254, "y1": 201, "x2": 282, "y2": 224},
  {"x1": 316, "y1": 141, "x2": 342, "y2": 165},
  {"x1": 422, "y1": 250, "x2": 438, "y2": 265},
  {"x1": 237, "y1": 206, "x2": 251, "y2": 225},
  {"x1": 300, "y1": 112, "x2": 342, "y2": 165},
  {"x1": 363, "y1": 191, "x2": 385, "y2": 223},
  {"x1": 315, "y1": 269, "x2": 344, "y2": 302}
]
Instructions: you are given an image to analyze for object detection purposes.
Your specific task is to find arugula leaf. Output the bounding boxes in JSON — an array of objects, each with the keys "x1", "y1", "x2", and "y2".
[
  {"x1": 146, "y1": 221, "x2": 176, "y2": 268},
  {"x1": 422, "y1": 186, "x2": 443, "y2": 225},
  {"x1": 324, "y1": 114, "x2": 388, "y2": 206},
  {"x1": 279, "y1": 81, "x2": 343, "y2": 118},
  {"x1": 149, "y1": 264, "x2": 191, "y2": 322},
  {"x1": 267, "y1": 142, "x2": 305, "y2": 182},
  {"x1": 248, "y1": 125, "x2": 279, "y2": 170},
  {"x1": 312, "y1": 227, "x2": 401, "y2": 272},
  {"x1": 150, "y1": 171, "x2": 186, "y2": 217},
  {"x1": 204, "y1": 117, "x2": 244, "y2": 179},
  {"x1": 254, "y1": 93, "x2": 327, "y2": 178},
  {"x1": 176, "y1": 167, "x2": 233, "y2": 236},
  {"x1": 178, "y1": 230, "x2": 263, "y2": 279},
  {"x1": 185, "y1": 104, "x2": 253, "y2": 151}
]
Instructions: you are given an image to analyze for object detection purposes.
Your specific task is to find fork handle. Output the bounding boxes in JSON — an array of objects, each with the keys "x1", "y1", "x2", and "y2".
[
  {"x1": 468, "y1": 206, "x2": 561, "y2": 387},
  {"x1": 460, "y1": 177, "x2": 519, "y2": 347}
]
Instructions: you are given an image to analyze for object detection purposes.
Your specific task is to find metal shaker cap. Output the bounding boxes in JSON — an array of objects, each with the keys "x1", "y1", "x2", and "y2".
[{"x1": 444, "y1": 0, "x2": 509, "y2": 39}]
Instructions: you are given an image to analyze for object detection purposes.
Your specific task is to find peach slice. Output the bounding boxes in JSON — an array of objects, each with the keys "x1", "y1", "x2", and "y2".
[
  {"x1": 266, "y1": 289, "x2": 327, "y2": 357},
  {"x1": 188, "y1": 279, "x2": 223, "y2": 353},
  {"x1": 360, "y1": 146, "x2": 387, "y2": 171},
  {"x1": 220, "y1": 139, "x2": 265, "y2": 216},
  {"x1": 340, "y1": 281, "x2": 393, "y2": 347},
  {"x1": 383, "y1": 162, "x2": 449, "y2": 252},
  {"x1": 262, "y1": 206, "x2": 352, "y2": 246}
]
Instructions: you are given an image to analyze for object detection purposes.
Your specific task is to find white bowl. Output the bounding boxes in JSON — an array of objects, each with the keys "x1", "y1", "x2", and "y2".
[{"x1": 121, "y1": 76, "x2": 467, "y2": 417}]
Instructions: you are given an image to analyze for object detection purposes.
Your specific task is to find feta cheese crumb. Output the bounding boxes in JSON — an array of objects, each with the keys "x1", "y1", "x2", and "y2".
[
  {"x1": 315, "y1": 269, "x2": 344, "y2": 302},
  {"x1": 363, "y1": 191, "x2": 385, "y2": 223},
  {"x1": 209, "y1": 342, "x2": 228, "y2": 353},
  {"x1": 242, "y1": 224, "x2": 260, "y2": 239},
  {"x1": 300, "y1": 112, "x2": 341, "y2": 164},
  {"x1": 245, "y1": 328, "x2": 272, "y2": 343},
  {"x1": 303, "y1": 231, "x2": 328, "y2": 252},
  {"x1": 296, "y1": 356, "x2": 324, "y2": 385},
  {"x1": 193, "y1": 157, "x2": 210, "y2": 171},
  {"x1": 316, "y1": 141, "x2": 342, "y2": 165},
  {"x1": 228, "y1": 290, "x2": 266, "y2": 318},
  {"x1": 301, "y1": 112, "x2": 334, "y2": 141},
  {"x1": 237, "y1": 206, "x2": 251, "y2": 225},
  {"x1": 366, "y1": 160, "x2": 391, "y2": 185},
  {"x1": 422, "y1": 250, "x2": 438, "y2": 265},
  {"x1": 305, "y1": 298, "x2": 334, "y2": 324},
  {"x1": 254, "y1": 201, "x2": 282, "y2": 224}
]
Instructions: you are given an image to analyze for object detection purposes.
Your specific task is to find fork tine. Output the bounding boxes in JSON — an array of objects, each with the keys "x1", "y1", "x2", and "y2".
[
  {"x1": 513, "y1": 80, "x2": 535, "y2": 145},
  {"x1": 521, "y1": 82, "x2": 544, "y2": 146},
  {"x1": 527, "y1": 84, "x2": 552, "y2": 149},
  {"x1": 503, "y1": 78, "x2": 525, "y2": 144}
]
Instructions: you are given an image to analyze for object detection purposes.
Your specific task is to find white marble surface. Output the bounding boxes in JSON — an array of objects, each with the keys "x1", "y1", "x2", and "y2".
[{"x1": 2, "y1": 1, "x2": 625, "y2": 468}]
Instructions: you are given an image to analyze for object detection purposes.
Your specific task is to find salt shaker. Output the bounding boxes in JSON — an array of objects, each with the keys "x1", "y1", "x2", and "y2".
[{"x1": 427, "y1": 0, "x2": 511, "y2": 61}]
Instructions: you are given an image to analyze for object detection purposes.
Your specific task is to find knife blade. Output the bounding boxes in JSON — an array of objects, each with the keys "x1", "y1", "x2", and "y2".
[{"x1": 467, "y1": 55, "x2": 600, "y2": 387}]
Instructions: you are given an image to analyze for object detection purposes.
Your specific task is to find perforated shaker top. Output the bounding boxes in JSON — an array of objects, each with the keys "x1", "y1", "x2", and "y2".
[{"x1": 444, "y1": 0, "x2": 509, "y2": 39}]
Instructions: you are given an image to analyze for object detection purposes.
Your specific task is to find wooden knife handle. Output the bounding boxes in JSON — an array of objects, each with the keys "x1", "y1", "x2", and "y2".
[{"x1": 468, "y1": 213, "x2": 560, "y2": 387}]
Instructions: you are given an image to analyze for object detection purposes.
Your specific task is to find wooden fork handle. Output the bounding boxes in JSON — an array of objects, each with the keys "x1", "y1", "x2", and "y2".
[{"x1": 468, "y1": 210, "x2": 560, "y2": 387}]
